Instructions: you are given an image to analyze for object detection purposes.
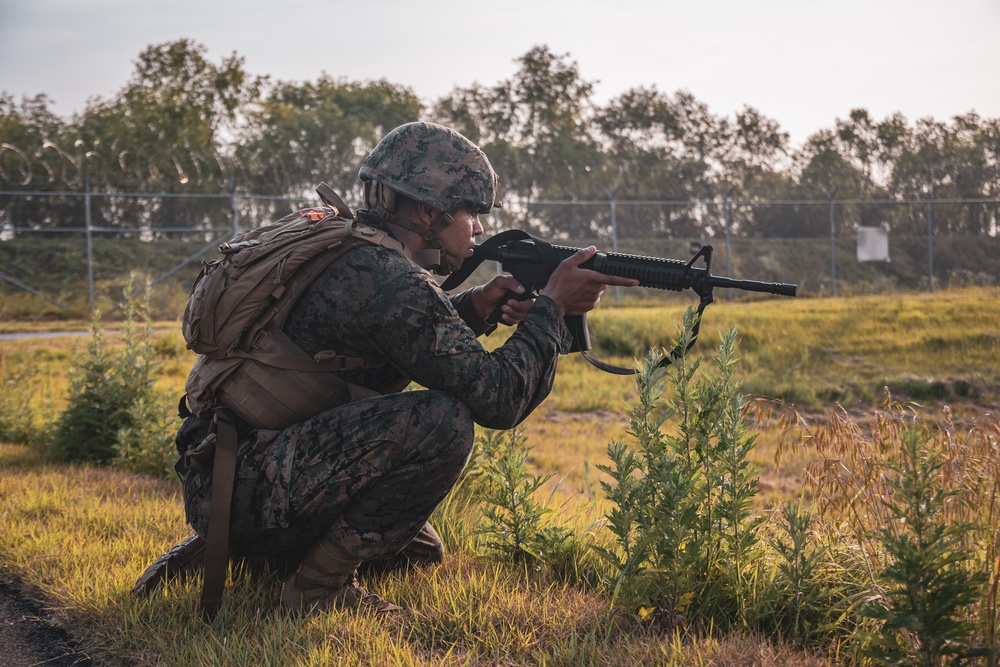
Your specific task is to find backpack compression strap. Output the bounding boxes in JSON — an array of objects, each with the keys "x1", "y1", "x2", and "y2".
[{"x1": 199, "y1": 405, "x2": 238, "y2": 621}]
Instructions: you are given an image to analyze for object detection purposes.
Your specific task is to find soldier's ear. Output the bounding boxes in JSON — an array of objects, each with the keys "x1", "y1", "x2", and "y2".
[{"x1": 416, "y1": 203, "x2": 439, "y2": 226}]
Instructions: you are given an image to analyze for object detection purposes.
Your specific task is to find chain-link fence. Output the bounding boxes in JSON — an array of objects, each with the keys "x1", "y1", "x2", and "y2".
[
  {"x1": 2, "y1": 189, "x2": 998, "y2": 318},
  {"x1": 521, "y1": 197, "x2": 999, "y2": 296}
]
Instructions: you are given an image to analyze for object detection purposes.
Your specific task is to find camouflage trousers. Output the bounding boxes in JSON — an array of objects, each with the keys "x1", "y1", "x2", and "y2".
[{"x1": 183, "y1": 389, "x2": 474, "y2": 562}]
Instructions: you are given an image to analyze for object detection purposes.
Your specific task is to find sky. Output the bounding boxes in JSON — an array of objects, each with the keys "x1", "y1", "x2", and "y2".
[{"x1": 1, "y1": 0, "x2": 998, "y2": 149}]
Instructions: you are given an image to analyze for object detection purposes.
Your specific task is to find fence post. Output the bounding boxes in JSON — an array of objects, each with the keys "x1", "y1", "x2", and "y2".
[
  {"x1": 610, "y1": 196, "x2": 620, "y2": 303},
  {"x1": 724, "y1": 199, "x2": 733, "y2": 300},
  {"x1": 828, "y1": 194, "x2": 837, "y2": 296},
  {"x1": 230, "y1": 189, "x2": 240, "y2": 236},
  {"x1": 84, "y1": 175, "x2": 95, "y2": 315},
  {"x1": 924, "y1": 194, "x2": 934, "y2": 292}
]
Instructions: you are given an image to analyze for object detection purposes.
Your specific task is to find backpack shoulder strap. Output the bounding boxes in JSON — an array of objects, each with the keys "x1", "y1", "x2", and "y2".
[{"x1": 255, "y1": 220, "x2": 406, "y2": 343}]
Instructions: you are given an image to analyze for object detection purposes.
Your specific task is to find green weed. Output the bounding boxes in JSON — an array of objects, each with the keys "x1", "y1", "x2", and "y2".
[
  {"x1": 858, "y1": 425, "x2": 991, "y2": 665},
  {"x1": 471, "y1": 427, "x2": 576, "y2": 572},
  {"x1": 594, "y1": 310, "x2": 766, "y2": 629},
  {"x1": 49, "y1": 274, "x2": 176, "y2": 473},
  {"x1": 760, "y1": 501, "x2": 853, "y2": 648},
  {"x1": 803, "y1": 396, "x2": 1000, "y2": 664}
]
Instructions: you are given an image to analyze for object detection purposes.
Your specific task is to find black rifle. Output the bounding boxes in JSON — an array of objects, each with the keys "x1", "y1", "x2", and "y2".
[{"x1": 441, "y1": 229, "x2": 797, "y2": 374}]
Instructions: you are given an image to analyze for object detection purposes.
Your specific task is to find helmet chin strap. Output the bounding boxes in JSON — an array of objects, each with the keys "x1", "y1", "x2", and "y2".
[
  {"x1": 409, "y1": 248, "x2": 463, "y2": 275},
  {"x1": 425, "y1": 212, "x2": 466, "y2": 275},
  {"x1": 405, "y1": 211, "x2": 464, "y2": 275},
  {"x1": 367, "y1": 183, "x2": 464, "y2": 275}
]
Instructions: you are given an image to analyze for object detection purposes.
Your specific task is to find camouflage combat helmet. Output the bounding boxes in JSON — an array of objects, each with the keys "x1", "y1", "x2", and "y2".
[
  {"x1": 359, "y1": 122, "x2": 501, "y2": 274},
  {"x1": 360, "y1": 121, "x2": 500, "y2": 214}
]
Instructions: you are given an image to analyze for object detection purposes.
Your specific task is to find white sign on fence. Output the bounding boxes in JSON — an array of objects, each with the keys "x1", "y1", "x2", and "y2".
[{"x1": 857, "y1": 225, "x2": 890, "y2": 262}]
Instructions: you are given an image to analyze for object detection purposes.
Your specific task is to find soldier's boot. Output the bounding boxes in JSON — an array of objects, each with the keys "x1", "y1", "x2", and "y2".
[
  {"x1": 279, "y1": 539, "x2": 402, "y2": 615},
  {"x1": 131, "y1": 534, "x2": 206, "y2": 597},
  {"x1": 358, "y1": 521, "x2": 444, "y2": 576}
]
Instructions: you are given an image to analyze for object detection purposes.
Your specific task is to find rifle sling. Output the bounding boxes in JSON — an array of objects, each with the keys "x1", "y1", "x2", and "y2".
[
  {"x1": 199, "y1": 405, "x2": 238, "y2": 621},
  {"x1": 580, "y1": 350, "x2": 636, "y2": 375},
  {"x1": 655, "y1": 288, "x2": 714, "y2": 370}
]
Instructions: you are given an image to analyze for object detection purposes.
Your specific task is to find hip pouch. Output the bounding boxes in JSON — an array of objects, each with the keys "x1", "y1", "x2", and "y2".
[{"x1": 213, "y1": 324, "x2": 380, "y2": 430}]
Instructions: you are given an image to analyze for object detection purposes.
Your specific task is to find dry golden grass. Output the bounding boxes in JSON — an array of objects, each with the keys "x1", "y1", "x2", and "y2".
[
  {"x1": 2, "y1": 287, "x2": 999, "y2": 665},
  {"x1": 1, "y1": 441, "x2": 843, "y2": 665}
]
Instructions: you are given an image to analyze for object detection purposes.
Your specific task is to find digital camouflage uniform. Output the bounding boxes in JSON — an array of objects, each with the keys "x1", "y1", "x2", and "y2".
[{"x1": 182, "y1": 210, "x2": 573, "y2": 563}]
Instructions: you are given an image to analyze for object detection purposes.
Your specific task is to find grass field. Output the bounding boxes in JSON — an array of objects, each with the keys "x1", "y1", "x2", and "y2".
[{"x1": 1, "y1": 287, "x2": 998, "y2": 665}]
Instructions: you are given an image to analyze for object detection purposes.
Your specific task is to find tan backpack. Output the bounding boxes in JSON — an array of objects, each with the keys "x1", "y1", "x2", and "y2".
[
  {"x1": 179, "y1": 184, "x2": 418, "y2": 620},
  {"x1": 181, "y1": 183, "x2": 405, "y2": 429}
]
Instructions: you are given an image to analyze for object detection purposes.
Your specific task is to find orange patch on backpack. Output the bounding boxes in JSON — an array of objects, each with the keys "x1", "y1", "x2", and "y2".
[{"x1": 301, "y1": 209, "x2": 327, "y2": 222}]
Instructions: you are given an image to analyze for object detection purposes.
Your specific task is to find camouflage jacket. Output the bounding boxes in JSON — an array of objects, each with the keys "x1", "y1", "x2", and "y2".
[{"x1": 280, "y1": 212, "x2": 573, "y2": 429}]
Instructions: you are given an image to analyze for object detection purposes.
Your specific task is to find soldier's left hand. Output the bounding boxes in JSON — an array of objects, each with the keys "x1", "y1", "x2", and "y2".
[{"x1": 473, "y1": 275, "x2": 534, "y2": 325}]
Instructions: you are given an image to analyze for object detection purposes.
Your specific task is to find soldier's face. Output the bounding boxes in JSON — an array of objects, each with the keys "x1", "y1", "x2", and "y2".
[{"x1": 438, "y1": 208, "x2": 484, "y2": 261}]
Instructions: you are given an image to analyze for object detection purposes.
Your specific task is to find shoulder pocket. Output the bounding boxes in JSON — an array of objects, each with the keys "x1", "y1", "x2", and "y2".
[{"x1": 432, "y1": 320, "x2": 483, "y2": 356}]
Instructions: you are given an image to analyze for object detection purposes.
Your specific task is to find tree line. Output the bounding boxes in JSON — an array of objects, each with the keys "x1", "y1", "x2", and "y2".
[{"x1": 1, "y1": 39, "x2": 998, "y2": 239}]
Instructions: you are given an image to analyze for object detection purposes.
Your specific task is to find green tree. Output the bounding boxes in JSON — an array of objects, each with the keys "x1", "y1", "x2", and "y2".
[
  {"x1": 893, "y1": 113, "x2": 997, "y2": 235},
  {"x1": 0, "y1": 93, "x2": 71, "y2": 189},
  {"x1": 593, "y1": 86, "x2": 697, "y2": 239},
  {"x1": 790, "y1": 129, "x2": 864, "y2": 239},
  {"x1": 596, "y1": 88, "x2": 790, "y2": 239},
  {"x1": 0, "y1": 94, "x2": 81, "y2": 236},
  {"x1": 594, "y1": 85, "x2": 682, "y2": 195},
  {"x1": 76, "y1": 39, "x2": 262, "y2": 191},
  {"x1": 714, "y1": 105, "x2": 792, "y2": 238},
  {"x1": 70, "y1": 39, "x2": 263, "y2": 235},
  {"x1": 506, "y1": 46, "x2": 603, "y2": 201},
  {"x1": 791, "y1": 109, "x2": 910, "y2": 238},
  {"x1": 833, "y1": 109, "x2": 901, "y2": 198},
  {"x1": 236, "y1": 76, "x2": 421, "y2": 198},
  {"x1": 671, "y1": 90, "x2": 725, "y2": 207},
  {"x1": 433, "y1": 46, "x2": 604, "y2": 237}
]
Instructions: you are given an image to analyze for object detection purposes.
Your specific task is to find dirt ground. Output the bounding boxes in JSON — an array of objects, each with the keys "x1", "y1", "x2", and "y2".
[{"x1": 0, "y1": 576, "x2": 100, "y2": 666}]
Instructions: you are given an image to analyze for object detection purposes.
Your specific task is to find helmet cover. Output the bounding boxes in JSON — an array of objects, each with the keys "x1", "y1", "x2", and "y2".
[{"x1": 359, "y1": 122, "x2": 500, "y2": 214}]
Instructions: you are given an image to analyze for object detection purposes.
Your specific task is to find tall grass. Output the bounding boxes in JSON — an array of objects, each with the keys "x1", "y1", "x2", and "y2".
[
  {"x1": 2, "y1": 441, "x2": 836, "y2": 666},
  {"x1": 797, "y1": 396, "x2": 1000, "y2": 664},
  {"x1": 586, "y1": 287, "x2": 1000, "y2": 409},
  {"x1": 1, "y1": 287, "x2": 999, "y2": 664},
  {"x1": 0, "y1": 358, "x2": 56, "y2": 447}
]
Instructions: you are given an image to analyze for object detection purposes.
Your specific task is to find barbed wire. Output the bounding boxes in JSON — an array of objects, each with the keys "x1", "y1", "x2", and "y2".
[{"x1": 0, "y1": 139, "x2": 245, "y2": 190}]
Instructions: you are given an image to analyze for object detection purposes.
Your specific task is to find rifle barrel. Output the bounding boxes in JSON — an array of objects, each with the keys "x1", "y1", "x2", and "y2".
[
  {"x1": 707, "y1": 275, "x2": 797, "y2": 297},
  {"x1": 560, "y1": 245, "x2": 796, "y2": 297}
]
